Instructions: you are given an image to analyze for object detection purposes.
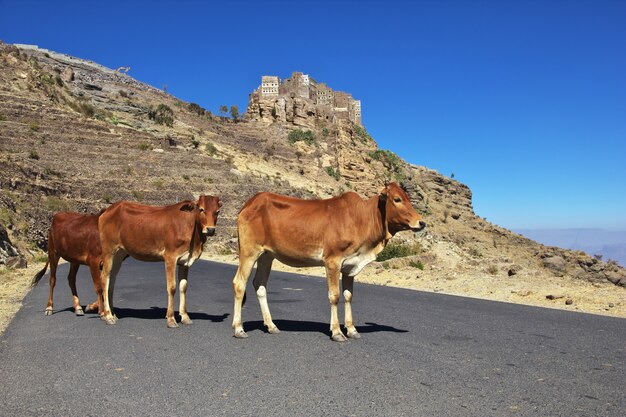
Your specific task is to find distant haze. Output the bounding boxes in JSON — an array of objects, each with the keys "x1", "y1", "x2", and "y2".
[{"x1": 514, "y1": 229, "x2": 626, "y2": 267}]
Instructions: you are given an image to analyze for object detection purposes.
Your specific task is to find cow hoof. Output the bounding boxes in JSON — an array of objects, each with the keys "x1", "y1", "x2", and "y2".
[
  {"x1": 44, "y1": 308, "x2": 53, "y2": 316},
  {"x1": 181, "y1": 317, "x2": 193, "y2": 325},
  {"x1": 167, "y1": 321, "x2": 179, "y2": 329},
  {"x1": 332, "y1": 332, "x2": 348, "y2": 342},
  {"x1": 85, "y1": 303, "x2": 98, "y2": 313},
  {"x1": 105, "y1": 317, "x2": 117, "y2": 325},
  {"x1": 75, "y1": 308, "x2": 85, "y2": 316},
  {"x1": 347, "y1": 330, "x2": 361, "y2": 339},
  {"x1": 267, "y1": 326, "x2": 280, "y2": 334},
  {"x1": 234, "y1": 330, "x2": 249, "y2": 339}
]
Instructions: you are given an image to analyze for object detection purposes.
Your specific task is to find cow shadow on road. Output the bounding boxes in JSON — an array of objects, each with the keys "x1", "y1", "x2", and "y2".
[
  {"x1": 113, "y1": 307, "x2": 229, "y2": 323},
  {"x1": 244, "y1": 319, "x2": 408, "y2": 336}
]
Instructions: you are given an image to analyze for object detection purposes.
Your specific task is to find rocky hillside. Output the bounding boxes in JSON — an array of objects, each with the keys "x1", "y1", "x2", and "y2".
[{"x1": 1, "y1": 42, "x2": 625, "y2": 292}]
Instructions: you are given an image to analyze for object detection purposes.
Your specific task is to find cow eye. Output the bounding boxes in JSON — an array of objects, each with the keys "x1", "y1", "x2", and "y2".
[
  {"x1": 393, "y1": 197, "x2": 402, "y2": 203},
  {"x1": 199, "y1": 208, "x2": 205, "y2": 213}
]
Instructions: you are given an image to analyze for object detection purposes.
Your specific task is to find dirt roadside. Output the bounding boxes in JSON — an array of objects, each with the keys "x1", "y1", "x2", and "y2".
[
  {"x1": 205, "y1": 254, "x2": 625, "y2": 319},
  {"x1": 0, "y1": 261, "x2": 46, "y2": 334}
]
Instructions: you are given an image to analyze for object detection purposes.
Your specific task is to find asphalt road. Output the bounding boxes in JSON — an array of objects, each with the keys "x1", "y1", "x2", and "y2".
[{"x1": 1, "y1": 259, "x2": 624, "y2": 416}]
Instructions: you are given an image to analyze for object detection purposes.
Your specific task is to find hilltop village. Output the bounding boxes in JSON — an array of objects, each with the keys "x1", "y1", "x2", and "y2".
[{"x1": 246, "y1": 72, "x2": 362, "y2": 126}]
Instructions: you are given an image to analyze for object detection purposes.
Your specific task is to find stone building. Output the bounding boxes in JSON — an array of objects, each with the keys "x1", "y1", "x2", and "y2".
[
  {"x1": 316, "y1": 83, "x2": 334, "y2": 106},
  {"x1": 252, "y1": 71, "x2": 362, "y2": 125},
  {"x1": 260, "y1": 76, "x2": 279, "y2": 96},
  {"x1": 352, "y1": 100, "x2": 362, "y2": 125}
]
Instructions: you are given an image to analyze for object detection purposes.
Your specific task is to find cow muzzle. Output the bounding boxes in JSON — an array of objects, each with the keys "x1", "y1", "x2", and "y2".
[
  {"x1": 203, "y1": 227, "x2": 216, "y2": 236},
  {"x1": 411, "y1": 220, "x2": 427, "y2": 231}
]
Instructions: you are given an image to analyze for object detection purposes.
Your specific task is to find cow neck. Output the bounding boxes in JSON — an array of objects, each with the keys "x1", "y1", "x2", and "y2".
[
  {"x1": 372, "y1": 195, "x2": 393, "y2": 245},
  {"x1": 186, "y1": 208, "x2": 206, "y2": 264},
  {"x1": 385, "y1": 205, "x2": 405, "y2": 238}
]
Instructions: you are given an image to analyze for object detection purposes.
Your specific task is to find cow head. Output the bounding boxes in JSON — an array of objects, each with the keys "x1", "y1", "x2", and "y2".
[
  {"x1": 380, "y1": 182, "x2": 426, "y2": 236},
  {"x1": 197, "y1": 195, "x2": 221, "y2": 236},
  {"x1": 181, "y1": 195, "x2": 222, "y2": 236}
]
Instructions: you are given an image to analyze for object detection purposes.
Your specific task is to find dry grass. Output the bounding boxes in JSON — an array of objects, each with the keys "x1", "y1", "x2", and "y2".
[{"x1": 0, "y1": 261, "x2": 45, "y2": 334}]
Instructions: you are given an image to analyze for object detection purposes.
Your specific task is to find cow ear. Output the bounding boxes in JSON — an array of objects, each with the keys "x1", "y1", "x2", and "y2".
[
  {"x1": 379, "y1": 188, "x2": 387, "y2": 202},
  {"x1": 180, "y1": 203, "x2": 195, "y2": 212}
]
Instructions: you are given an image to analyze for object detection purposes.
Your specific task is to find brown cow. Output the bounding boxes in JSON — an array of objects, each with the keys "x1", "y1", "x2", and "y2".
[
  {"x1": 32, "y1": 211, "x2": 103, "y2": 316},
  {"x1": 98, "y1": 195, "x2": 221, "y2": 328},
  {"x1": 232, "y1": 182, "x2": 426, "y2": 342}
]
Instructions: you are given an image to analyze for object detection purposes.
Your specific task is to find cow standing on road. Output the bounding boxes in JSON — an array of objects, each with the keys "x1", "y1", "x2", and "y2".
[
  {"x1": 98, "y1": 195, "x2": 221, "y2": 328},
  {"x1": 32, "y1": 211, "x2": 104, "y2": 316},
  {"x1": 232, "y1": 182, "x2": 426, "y2": 342}
]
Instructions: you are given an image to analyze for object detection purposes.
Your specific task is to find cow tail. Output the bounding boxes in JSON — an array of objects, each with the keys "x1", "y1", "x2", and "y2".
[{"x1": 31, "y1": 259, "x2": 49, "y2": 287}]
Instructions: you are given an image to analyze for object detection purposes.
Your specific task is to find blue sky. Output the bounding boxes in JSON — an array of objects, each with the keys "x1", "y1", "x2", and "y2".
[{"x1": 2, "y1": 0, "x2": 625, "y2": 230}]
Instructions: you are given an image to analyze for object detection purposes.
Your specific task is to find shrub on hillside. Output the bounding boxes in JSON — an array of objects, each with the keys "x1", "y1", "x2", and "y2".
[
  {"x1": 288, "y1": 129, "x2": 316, "y2": 145},
  {"x1": 325, "y1": 166, "x2": 340, "y2": 181},
  {"x1": 376, "y1": 242, "x2": 422, "y2": 262},
  {"x1": 230, "y1": 105, "x2": 239, "y2": 121},
  {"x1": 138, "y1": 142, "x2": 152, "y2": 151},
  {"x1": 205, "y1": 142, "x2": 217, "y2": 156},
  {"x1": 409, "y1": 260, "x2": 425, "y2": 270},
  {"x1": 353, "y1": 125, "x2": 373, "y2": 143},
  {"x1": 188, "y1": 102, "x2": 206, "y2": 116},
  {"x1": 44, "y1": 196, "x2": 71, "y2": 212},
  {"x1": 148, "y1": 104, "x2": 174, "y2": 127},
  {"x1": 369, "y1": 149, "x2": 405, "y2": 182},
  {"x1": 67, "y1": 100, "x2": 96, "y2": 118}
]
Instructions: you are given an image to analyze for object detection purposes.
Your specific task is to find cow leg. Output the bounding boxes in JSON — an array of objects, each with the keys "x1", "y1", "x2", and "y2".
[
  {"x1": 232, "y1": 250, "x2": 261, "y2": 338},
  {"x1": 107, "y1": 252, "x2": 124, "y2": 320},
  {"x1": 84, "y1": 300, "x2": 100, "y2": 314},
  {"x1": 101, "y1": 251, "x2": 124, "y2": 324},
  {"x1": 165, "y1": 258, "x2": 179, "y2": 328},
  {"x1": 326, "y1": 261, "x2": 347, "y2": 342},
  {"x1": 85, "y1": 261, "x2": 102, "y2": 314},
  {"x1": 253, "y1": 253, "x2": 279, "y2": 334},
  {"x1": 178, "y1": 265, "x2": 192, "y2": 325},
  {"x1": 67, "y1": 263, "x2": 84, "y2": 316},
  {"x1": 100, "y1": 252, "x2": 115, "y2": 324},
  {"x1": 45, "y1": 251, "x2": 60, "y2": 316},
  {"x1": 342, "y1": 273, "x2": 360, "y2": 339}
]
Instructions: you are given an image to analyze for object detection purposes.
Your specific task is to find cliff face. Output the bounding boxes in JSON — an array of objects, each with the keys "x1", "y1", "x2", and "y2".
[
  {"x1": 1, "y1": 43, "x2": 624, "y2": 290},
  {"x1": 247, "y1": 93, "x2": 334, "y2": 129}
]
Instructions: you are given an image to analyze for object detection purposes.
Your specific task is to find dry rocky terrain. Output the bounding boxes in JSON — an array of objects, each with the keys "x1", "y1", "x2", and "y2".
[{"x1": 0, "y1": 43, "x2": 624, "y2": 332}]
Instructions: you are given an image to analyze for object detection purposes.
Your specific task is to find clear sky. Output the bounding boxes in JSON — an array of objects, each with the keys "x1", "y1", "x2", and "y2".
[{"x1": 2, "y1": 0, "x2": 625, "y2": 230}]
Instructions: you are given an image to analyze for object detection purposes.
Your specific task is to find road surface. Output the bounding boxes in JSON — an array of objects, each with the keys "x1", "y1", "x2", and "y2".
[{"x1": 1, "y1": 259, "x2": 624, "y2": 416}]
